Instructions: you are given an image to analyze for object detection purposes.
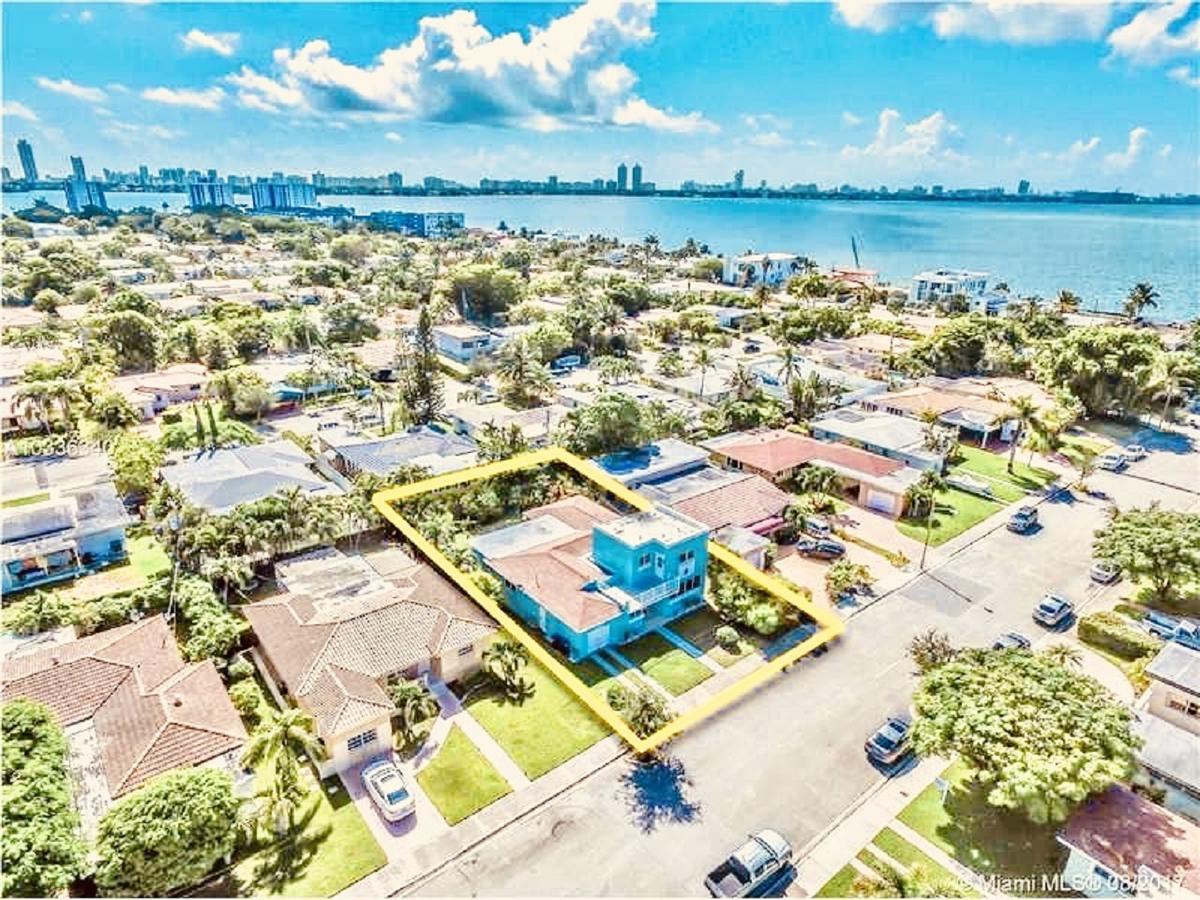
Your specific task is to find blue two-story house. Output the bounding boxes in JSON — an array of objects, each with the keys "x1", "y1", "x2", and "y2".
[
  {"x1": 1, "y1": 485, "x2": 133, "y2": 595},
  {"x1": 471, "y1": 495, "x2": 709, "y2": 661}
]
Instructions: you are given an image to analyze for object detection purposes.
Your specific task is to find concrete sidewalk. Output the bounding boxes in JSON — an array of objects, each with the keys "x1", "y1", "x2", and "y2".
[{"x1": 789, "y1": 756, "x2": 949, "y2": 896}]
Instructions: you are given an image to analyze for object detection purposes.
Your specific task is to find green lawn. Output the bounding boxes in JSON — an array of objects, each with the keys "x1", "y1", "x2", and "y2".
[
  {"x1": 466, "y1": 651, "x2": 611, "y2": 780},
  {"x1": 896, "y1": 488, "x2": 1003, "y2": 547},
  {"x1": 620, "y1": 632, "x2": 713, "y2": 695},
  {"x1": 896, "y1": 762, "x2": 1068, "y2": 896},
  {"x1": 1058, "y1": 433, "x2": 1110, "y2": 466},
  {"x1": 225, "y1": 685, "x2": 386, "y2": 897},
  {"x1": 952, "y1": 447, "x2": 1057, "y2": 501},
  {"x1": 669, "y1": 606, "x2": 765, "y2": 668},
  {"x1": 128, "y1": 534, "x2": 171, "y2": 578},
  {"x1": 815, "y1": 863, "x2": 861, "y2": 897},
  {"x1": 416, "y1": 725, "x2": 512, "y2": 825},
  {"x1": 1, "y1": 491, "x2": 50, "y2": 508}
]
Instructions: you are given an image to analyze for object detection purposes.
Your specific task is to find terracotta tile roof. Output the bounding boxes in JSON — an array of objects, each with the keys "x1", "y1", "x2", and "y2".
[
  {"x1": 1060, "y1": 786, "x2": 1200, "y2": 893},
  {"x1": 712, "y1": 430, "x2": 903, "y2": 479},
  {"x1": 524, "y1": 494, "x2": 617, "y2": 531},
  {"x1": 671, "y1": 474, "x2": 792, "y2": 531},
  {"x1": 487, "y1": 549, "x2": 619, "y2": 632},
  {"x1": 1, "y1": 617, "x2": 246, "y2": 798},
  {"x1": 242, "y1": 556, "x2": 496, "y2": 738}
]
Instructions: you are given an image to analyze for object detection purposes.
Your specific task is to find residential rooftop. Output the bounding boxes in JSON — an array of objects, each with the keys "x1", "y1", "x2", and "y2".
[{"x1": 1146, "y1": 642, "x2": 1200, "y2": 695}]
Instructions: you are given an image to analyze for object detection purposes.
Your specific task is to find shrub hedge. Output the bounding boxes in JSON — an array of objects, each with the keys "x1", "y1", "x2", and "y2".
[{"x1": 1078, "y1": 611, "x2": 1161, "y2": 660}]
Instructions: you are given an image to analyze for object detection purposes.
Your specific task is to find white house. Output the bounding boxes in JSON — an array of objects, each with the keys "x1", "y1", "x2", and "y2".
[
  {"x1": 722, "y1": 253, "x2": 807, "y2": 287},
  {"x1": 909, "y1": 268, "x2": 1008, "y2": 315},
  {"x1": 1134, "y1": 643, "x2": 1200, "y2": 823},
  {"x1": 433, "y1": 323, "x2": 494, "y2": 363}
]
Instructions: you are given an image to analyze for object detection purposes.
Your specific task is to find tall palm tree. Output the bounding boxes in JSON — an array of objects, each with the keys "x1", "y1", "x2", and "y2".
[
  {"x1": 906, "y1": 470, "x2": 946, "y2": 570},
  {"x1": 779, "y1": 346, "x2": 803, "y2": 388},
  {"x1": 1123, "y1": 282, "x2": 1159, "y2": 322},
  {"x1": 1152, "y1": 350, "x2": 1196, "y2": 428},
  {"x1": 482, "y1": 640, "x2": 530, "y2": 698},
  {"x1": 729, "y1": 363, "x2": 759, "y2": 402},
  {"x1": 1005, "y1": 395, "x2": 1039, "y2": 473},
  {"x1": 255, "y1": 757, "x2": 309, "y2": 838},
  {"x1": 241, "y1": 707, "x2": 327, "y2": 775},
  {"x1": 693, "y1": 346, "x2": 713, "y2": 398},
  {"x1": 388, "y1": 679, "x2": 442, "y2": 747}
]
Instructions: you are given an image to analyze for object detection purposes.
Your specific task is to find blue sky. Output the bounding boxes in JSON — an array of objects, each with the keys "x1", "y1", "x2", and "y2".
[{"x1": 3, "y1": 1, "x2": 1198, "y2": 193}]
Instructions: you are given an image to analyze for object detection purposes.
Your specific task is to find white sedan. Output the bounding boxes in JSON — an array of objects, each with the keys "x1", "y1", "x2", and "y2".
[{"x1": 362, "y1": 759, "x2": 416, "y2": 822}]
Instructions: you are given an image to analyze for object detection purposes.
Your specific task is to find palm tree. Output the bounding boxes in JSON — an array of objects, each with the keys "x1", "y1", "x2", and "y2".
[
  {"x1": 1043, "y1": 644, "x2": 1083, "y2": 669},
  {"x1": 1055, "y1": 290, "x2": 1082, "y2": 314},
  {"x1": 241, "y1": 706, "x2": 327, "y2": 775},
  {"x1": 779, "y1": 346, "x2": 803, "y2": 388},
  {"x1": 14, "y1": 381, "x2": 53, "y2": 433},
  {"x1": 1152, "y1": 350, "x2": 1196, "y2": 428},
  {"x1": 693, "y1": 346, "x2": 713, "y2": 398},
  {"x1": 1074, "y1": 450, "x2": 1098, "y2": 491},
  {"x1": 752, "y1": 282, "x2": 771, "y2": 314},
  {"x1": 1005, "y1": 395, "x2": 1039, "y2": 473},
  {"x1": 254, "y1": 757, "x2": 309, "y2": 838},
  {"x1": 201, "y1": 555, "x2": 254, "y2": 603},
  {"x1": 1123, "y1": 282, "x2": 1159, "y2": 322},
  {"x1": 797, "y1": 464, "x2": 838, "y2": 497},
  {"x1": 906, "y1": 470, "x2": 946, "y2": 570},
  {"x1": 729, "y1": 364, "x2": 759, "y2": 402},
  {"x1": 388, "y1": 679, "x2": 441, "y2": 748},
  {"x1": 482, "y1": 640, "x2": 531, "y2": 699}
]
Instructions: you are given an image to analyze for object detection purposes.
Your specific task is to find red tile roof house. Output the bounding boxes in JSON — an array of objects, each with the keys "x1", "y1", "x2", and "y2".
[
  {"x1": 1, "y1": 616, "x2": 247, "y2": 834},
  {"x1": 703, "y1": 429, "x2": 923, "y2": 519},
  {"x1": 240, "y1": 547, "x2": 497, "y2": 776},
  {"x1": 1057, "y1": 785, "x2": 1200, "y2": 898}
]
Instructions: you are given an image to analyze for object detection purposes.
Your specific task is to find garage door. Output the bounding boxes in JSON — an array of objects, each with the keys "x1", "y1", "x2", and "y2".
[{"x1": 865, "y1": 489, "x2": 897, "y2": 515}]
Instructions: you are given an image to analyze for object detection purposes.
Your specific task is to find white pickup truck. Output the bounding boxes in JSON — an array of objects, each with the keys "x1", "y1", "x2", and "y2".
[{"x1": 704, "y1": 830, "x2": 793, "y2": 898}]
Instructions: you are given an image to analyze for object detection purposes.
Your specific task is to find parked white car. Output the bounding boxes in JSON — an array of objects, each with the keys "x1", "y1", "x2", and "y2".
[
  {"x1": 362, "y1": 759, "x2": 416, "y2": 822},
  {"x1": 1123, "y1": 444, "x2": 1146, "y2": 460},
  {"x1": 1096, "y1": 451, "x2": 1128, "y2": 472}
]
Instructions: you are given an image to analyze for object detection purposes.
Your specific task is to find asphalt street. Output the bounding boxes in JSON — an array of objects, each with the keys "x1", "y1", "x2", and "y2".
[{"x1": 410, "y1": 456, "x2": 1199, "y2": 898}]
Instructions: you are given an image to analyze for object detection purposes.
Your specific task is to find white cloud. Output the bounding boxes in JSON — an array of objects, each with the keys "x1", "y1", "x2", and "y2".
[
  {"x1": 141, "y1": 85, "x2": 225, "y2": 110},
  {"x1": 748, "y1": 131, "x2": 790, "y2": 148},
  {"x1": 1057, "y1": 135, "x2": 1101, "y2": 163},
  {"x1": 1103, "y1": 126, "x2": 1150, "y2": 171},
  {"x1": 35, "y1": 76, "x2": 107, "y2": 103},
  {"x1": 2, "y1": 101, "x2": 39, "y2": 122},
  {"x1": 841, "y1": 111, "x2": 862, "y2": 127},
  {"x1": 841, "y1": 108, "x2": 967, "y2": 166},
  {"x1": 384, "y1": 131, "x2": 403, "y2": 143},
  {"x1": 835, "y1": 0, "x2": 1114, "y2": 43},
  {"x1": 227, "y1": 0, "x2": 715, "y2": 133},
  {"x1": 1106, "y1": 1, "x2": 1199, "y2": 65},
  {"x1": 930, "y1": 2, "x2": 1114, "y2": 43},
  {"x1": 180, "y1": 28, "x2": 240, "y2": 57},
  {"x1": 102, "y1": 121, "x2": 184, "y2": 143},
  {"x1": 1158, "y1": 144, "x2": 1173, "y2": 159},
  {"x1": 740, "y1": 113, "x2": 791, "y2": 146},
  {"x1": 1168, "y1": 64, "x2": 1200, "y2": 88}
]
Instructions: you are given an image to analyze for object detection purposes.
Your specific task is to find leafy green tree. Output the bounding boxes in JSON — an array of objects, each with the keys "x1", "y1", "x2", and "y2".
[
  {"x1": 86, "y1": 310, "x2": 162, "y2": 372},
  {"x1": 1093, "y1": 507, "x2": 1200, "y2": 605},
  {"x1": 555, "y1": 391, "x2": 646, "y2": 456},
  {"x1": 495, "y1": 340, "x2": 553, "y2": 408},
  {"x1": 606, "y1": 684, "x2": 672, "y2": 738},
  {"x1": 903, "y1": 315, "x2": 1025, "y2": 377},
  {"x1": 850, "y1": 861, "x2": 970, "y2": 898},
  {"x1": 907, "y1": 629, "x2": 959, "y2": 674},
  {"x1": 241, "y1": 707, "x2": 327, "y2": 775},
  {"x1": 110, "y1": 432, "x2": 165, "y2": 497},
  {"x1": 1152, "y1": 350, "x2": 1198, "y2": 427},
  {"x1": 322, "y1": 298, "x2": 380, "y2": 344},
  {"x1": 94, "y1": 768, "x2": 239, "y2": 897},
  {"x1": 1122, "y1": 282, "x2": 1159, "y2": 322},
  {"x1": 476, "y1": 421, "x2": 530, "y2": 462},
  {"x1": 1033, "y1": 326, "x2": 1162, "y2": 415},
  {"x1": 824, "y1": 559, "x2": 875, "y2": 601},
  {"x1": 911, "y1": 650, "x2": 1137, "y2": 823},
  {"x1": 1, "y1": 699, "x2": 87, "y2": 898},
  {"x1": 443, "y1": 263, "x2": 523, "y2": 323}
]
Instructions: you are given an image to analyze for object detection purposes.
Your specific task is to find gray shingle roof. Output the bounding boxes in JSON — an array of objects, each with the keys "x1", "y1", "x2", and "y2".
[{"x1": 1146, "y1": 643, "x2": 1200, "y2": 694}]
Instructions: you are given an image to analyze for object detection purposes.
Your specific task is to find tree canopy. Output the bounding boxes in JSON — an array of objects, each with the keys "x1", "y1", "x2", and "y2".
[
  {"x1": 1093, "y1": 507, "x2": 1200, "y2": 606},
  {"x1": 911, "y1": 650, "x2": 1137, "y2": 823},
  {"x1": 1033, "y1": 326, "x2": 1162, "y2": 415},
  {"x1": 94, "y1": 767, "x2": 239, "y2": 897}
]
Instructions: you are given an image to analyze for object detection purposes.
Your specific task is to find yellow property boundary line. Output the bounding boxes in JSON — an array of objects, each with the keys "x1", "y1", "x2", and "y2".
[{"x1": 373, "y1": 446, "x2": 845, "y2": 753}]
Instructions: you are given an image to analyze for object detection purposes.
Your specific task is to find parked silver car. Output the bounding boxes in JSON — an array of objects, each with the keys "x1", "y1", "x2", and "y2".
[{"x1": 362, "y1": 759, "x2": 416, "y2": 822}]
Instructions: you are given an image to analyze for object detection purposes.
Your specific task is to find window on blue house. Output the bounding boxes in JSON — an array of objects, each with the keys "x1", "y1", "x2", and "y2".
[
  {"x1": 655, "y1": 554, "x2": 665, "y2": 573},
  {"x1": 638, "y1": 553, "x2": 651, "y2": 569}
]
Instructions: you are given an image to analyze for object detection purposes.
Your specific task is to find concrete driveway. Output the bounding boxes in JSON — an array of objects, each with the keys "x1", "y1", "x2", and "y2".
[
  {"x1": 341, "y1": 751, "x2": 450, "y2": 865},
  {"x1": 407, "y1": 467, "x2": 1197, "y2": 898}
]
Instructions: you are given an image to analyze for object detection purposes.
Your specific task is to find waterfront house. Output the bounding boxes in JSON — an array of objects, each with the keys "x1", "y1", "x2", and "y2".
[
  {"x1": 472, "y1": 496, "x2": 709, "y2": 661},
  {"x1": 703, "y1": 429, "x2": 922, "y2": 518},
  {"x1": 434, "y1": 323, "x2": 494, "y2": 363},
  {"x1": 909, "y1": 268, "x2": 1007, "y2": 315},
  {"x1": 1133, "y1": 643, "x2": 1200, "y2": 823},
  {"x1": 242, "y1": 547, "x2": 496, "y2": 775},
  {"x1": 1, "y1": 616, "x2": 247, "y2": 833},
  {"x1": 1057, "y1": 785, "x2": 1199, "y2": 897},
  {"x1": 1, "y1": 484, "x2": 133, "y2": 594},
  {"x1": 722, "y1": 253, "x2": 807, "y2": 287}
]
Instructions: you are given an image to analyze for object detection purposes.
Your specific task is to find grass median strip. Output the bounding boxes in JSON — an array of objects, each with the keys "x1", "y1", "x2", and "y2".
[{"x1": 416, "y1": 725, "x2": 511, "y2": 826}]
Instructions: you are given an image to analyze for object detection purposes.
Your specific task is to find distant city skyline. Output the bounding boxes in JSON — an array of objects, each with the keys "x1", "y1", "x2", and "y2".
[{"x1": 2, "y1": 2, "x2": 1198, "y2": 194}]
